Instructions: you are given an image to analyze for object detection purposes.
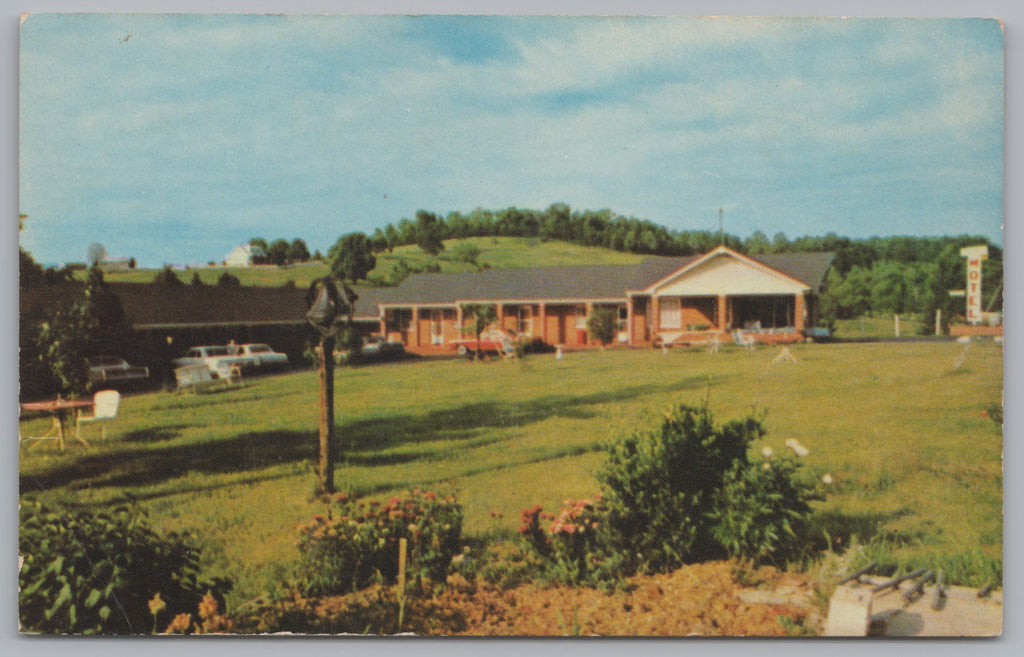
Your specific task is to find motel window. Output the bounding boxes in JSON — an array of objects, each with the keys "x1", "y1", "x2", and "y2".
[
  {"x1": 659, "y1": 298, "x2": 681, "y2": 329},
  {"x1": 574, "y1": 305, "x2": 588, "y2": 329},
  {"x1": 617, "y1": 305, "x2": 628, "y2": 332}
]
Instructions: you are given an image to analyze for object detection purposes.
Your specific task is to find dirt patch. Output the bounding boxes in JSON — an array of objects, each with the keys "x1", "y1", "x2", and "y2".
[{"x1": 250, "y1": 561, "x2": 823, "y2": 636}]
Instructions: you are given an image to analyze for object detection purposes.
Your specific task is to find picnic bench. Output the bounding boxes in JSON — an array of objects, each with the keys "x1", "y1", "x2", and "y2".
[{"x1": 174, "y1": 364, "x2": 241, "y2": 393}]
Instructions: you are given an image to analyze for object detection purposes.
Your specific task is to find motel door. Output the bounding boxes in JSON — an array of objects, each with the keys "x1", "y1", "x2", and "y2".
[{"x1": 431, "y1": 309, "x2": 444, "y2": 345}]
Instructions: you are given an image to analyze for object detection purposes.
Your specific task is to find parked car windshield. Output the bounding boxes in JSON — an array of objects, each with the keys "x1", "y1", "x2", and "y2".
[{"x1": 248, "y1": 345, "x2": 272, "y2": 353}]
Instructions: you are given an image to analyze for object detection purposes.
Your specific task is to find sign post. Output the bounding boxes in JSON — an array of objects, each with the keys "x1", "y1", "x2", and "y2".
[
  {"x1": 306, "y1": 278, "x2": 345, "y2": 496},
  {"x1": 959, "y1": 246, "x2": 989, "y2": 325}
]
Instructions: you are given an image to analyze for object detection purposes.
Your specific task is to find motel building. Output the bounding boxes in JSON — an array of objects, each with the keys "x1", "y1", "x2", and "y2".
[{"x1": 377, "y1": 246, "x2": 835, "y2": 352}]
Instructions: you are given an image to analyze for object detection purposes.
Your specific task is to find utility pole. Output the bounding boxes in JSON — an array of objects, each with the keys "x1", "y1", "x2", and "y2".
[{"x1": 718, "y1": 208, "x2": 724, "y2": 245}]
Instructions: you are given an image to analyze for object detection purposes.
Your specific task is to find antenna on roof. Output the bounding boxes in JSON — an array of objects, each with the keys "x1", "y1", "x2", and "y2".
[{"x1": 718, "y1": 208, "x2": 724, "y2": 246}]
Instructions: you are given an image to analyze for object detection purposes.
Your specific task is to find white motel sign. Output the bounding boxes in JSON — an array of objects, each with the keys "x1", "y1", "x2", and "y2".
[{"x1": 959, "y1": 245, "x2": 989, "y2": 325}]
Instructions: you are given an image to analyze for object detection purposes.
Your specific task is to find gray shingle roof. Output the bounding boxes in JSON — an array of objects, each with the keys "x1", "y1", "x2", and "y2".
[
  {"x1": 384, "y1": 265, "x2": 644, "y2": 305},
  {"x1": 381, "y1": 252, "x2": 835, "y2": 306}
]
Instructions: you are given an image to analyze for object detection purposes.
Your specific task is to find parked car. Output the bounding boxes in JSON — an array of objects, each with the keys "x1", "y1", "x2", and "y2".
[
  {"x1": 449, "y1": 328, "x2": 518, "y2": 358},
  {"x1": 172, "y1": 346, "x2": 253, "y2": 378},
  {"x1": 87, "y1": 356, "x2": 149, "y2": 386},
  {"x1": 237, "y1": 343, "x2": 289, "y2": 369},
  {"x1": 334, "y1": 335, "x2": 406, "y2": 365},
  {"x1": 360, "y1": 336, "x2": 405, "y2": 359}
]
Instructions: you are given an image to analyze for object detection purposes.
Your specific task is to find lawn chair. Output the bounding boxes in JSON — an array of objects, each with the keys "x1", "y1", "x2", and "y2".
[
  {"x1": 76, "y1": 389, "x2": 120, "y2": 442},
  {"x1": 732, "y1": 329, "x2": 756, "y2": 352}
]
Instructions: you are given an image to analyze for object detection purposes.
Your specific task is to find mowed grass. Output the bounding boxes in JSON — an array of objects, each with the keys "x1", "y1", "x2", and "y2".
[
  {"x1": 19, "y1": 341, "x2": 1003, "y2": 605},
  {"x1": 95, "y1": 237, "x2": 646, "y2": 287},
  {"x1": 833, "y1": 315, "x2": 931, "y2": 338}
]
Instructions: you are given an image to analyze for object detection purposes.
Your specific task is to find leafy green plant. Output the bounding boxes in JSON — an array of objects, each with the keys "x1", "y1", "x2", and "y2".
[
  {"x1": 296, "y1": 489, "x2": 463, "y2": 596},
  {"x1": 708, "y1": 456, "x2": 822, "y2": 565},
  {"x1": 586, "y1": 307, "x2": 618, "y2": 348},
  {"x1": 595, "y1": 403, "x2": 762, "y2": 573},
  {"x1": 18, "y1": 501, "x2": 229, "y2": 635}
]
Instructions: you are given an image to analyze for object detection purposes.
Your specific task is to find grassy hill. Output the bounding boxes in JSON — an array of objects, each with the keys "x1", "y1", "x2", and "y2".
[{"x1": 95, "y1": 237, "x2": 647, "y2": 287}]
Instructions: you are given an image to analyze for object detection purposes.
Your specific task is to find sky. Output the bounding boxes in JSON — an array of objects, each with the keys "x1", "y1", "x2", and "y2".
[{"x1": 18, "y1": 14, "x2": 1004, "y2": 268}]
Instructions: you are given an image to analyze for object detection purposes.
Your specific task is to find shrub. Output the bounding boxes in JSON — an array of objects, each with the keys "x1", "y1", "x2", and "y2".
[
  {"x1": 18, "y1": 501, "x2": 229, "y2": 635},
  {"x1": 595, "y1": 403, "x2": 761, "y2": 572},
  {"x1": 518, "y1": 498, "x2": 625, "y2": 588},
  {"x1": 296, "y1": 490, "x2": 462, "y2": 596},
  {"x1": 708, "y1": 456, "x2": 822, "y2": 565},
  {"x1": 586, "y1": 307, "x2": 618, "y2": 347}
]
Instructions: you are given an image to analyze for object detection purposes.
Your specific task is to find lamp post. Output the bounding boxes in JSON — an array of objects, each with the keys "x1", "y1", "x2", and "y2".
[{"x1": 306, "y1": 277, "x2": 348, "y2": 495}]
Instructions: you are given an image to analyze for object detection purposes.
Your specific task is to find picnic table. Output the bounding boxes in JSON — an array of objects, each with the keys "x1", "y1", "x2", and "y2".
[{"x1": 20, "y1": 397, "x2": 94, "y2": 451}]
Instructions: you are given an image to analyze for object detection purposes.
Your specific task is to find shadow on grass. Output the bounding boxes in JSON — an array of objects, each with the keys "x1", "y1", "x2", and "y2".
[
  {"x1": 337, "y1": 374, "x2": 723, "y2": 455},
  {"x1": 20, "y1": 374, "x2": 723, "y2": 499},
  {"x1": 806, "y1": 508, "x2": 915, "y2": 550}
]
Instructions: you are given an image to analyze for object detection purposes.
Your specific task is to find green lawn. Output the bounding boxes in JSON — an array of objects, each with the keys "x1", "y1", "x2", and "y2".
[
  {"x1": 95, "y1": 237, "x2": 646, "y2": 287},
  {"x1": 19, "y1": 340, "x2": 1003, "y2": 605},
  {"x1": 833, "y1": 315, "x2": 932, "y2": 338}
]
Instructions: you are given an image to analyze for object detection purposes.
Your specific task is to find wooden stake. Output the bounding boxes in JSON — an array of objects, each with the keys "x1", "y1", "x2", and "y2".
[{"x1": 397, "y1": 537, "x2": 408, "y2": 597}]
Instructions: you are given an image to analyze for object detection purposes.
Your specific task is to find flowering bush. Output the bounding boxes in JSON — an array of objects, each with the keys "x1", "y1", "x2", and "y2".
[
  {"x1": 296, "y1": 489, "x2": 463, "y2": 596},
  {"x1": 518, "y1": 498, "x2": 625, "y2": 588}
]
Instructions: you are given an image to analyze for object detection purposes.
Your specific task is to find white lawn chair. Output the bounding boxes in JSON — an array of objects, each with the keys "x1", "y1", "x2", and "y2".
[
  {"x1": 732, "y1": 329, "x2": 756, "y2": 352},
  {"x1": 76, "y1": 390, "x2": 120, "y2": 442}
]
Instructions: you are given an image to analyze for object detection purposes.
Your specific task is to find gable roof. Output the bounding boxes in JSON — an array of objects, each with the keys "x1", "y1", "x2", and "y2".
[{"x1": 631, "y1": 251, "x2": 835, "y2": 293}]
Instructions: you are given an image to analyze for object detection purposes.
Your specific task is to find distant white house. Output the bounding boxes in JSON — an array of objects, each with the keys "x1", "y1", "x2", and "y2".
[{"x1": 225, "y1": 244, "x2": 266, "y2": 267}]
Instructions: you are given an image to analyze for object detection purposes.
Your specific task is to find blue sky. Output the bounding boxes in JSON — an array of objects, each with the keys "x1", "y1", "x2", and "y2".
[{"x1": 19, "y1": 14, "x2": 1004, "y2": 267}]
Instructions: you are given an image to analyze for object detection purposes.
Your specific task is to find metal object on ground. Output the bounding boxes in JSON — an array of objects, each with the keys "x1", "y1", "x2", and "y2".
[
  {"x1": 901, "y1": 570, "x2": 934, "y2": 602},
  {"x1": 871, "y1": 568, "x2": 928, "y2": 593},
  {"x1": 931, "y1": 570, "x2": 945, "y2": 610},
  {"x1": 838, "y1": 561, "x2": 878, "y2": 585}
]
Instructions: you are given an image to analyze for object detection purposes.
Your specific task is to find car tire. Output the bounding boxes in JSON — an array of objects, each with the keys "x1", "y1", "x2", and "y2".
[{"x1": 456, "y1": 345, "x2": 469, "y2": 356}]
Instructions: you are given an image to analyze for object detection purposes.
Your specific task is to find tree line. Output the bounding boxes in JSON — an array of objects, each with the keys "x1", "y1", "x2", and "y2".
[{"x1": 347, "y1": 204, "x2": 1003, "y2": 325}]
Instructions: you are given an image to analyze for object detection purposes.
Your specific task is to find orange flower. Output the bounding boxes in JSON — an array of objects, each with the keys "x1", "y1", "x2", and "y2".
[
  {"x1": 164, "y1": 612, "x2": 192, "y2": 634},
  {"x1": 148, "y1": 592, "x2": 166, "y2": 617},
  {"x1": 198, "y1": 591, "x2": 219, "y2": 620}
]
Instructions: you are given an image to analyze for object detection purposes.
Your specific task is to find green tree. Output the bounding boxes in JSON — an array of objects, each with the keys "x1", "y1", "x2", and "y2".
[
  {"x1": 216, "y1": 271, "x2": 241, "y2": 287},
  {"x1": 586, "y1": 306, "x2": 618, "y2": 348},
  {"x1": 286, "y1": 238, "x2": 311, "y2": 263},
  {"x1": 460, "y1": 303, "x2": 497, "y2": 361},
  {"x1": 267, "y1": 239, "x2": 290, "y2": 266},
  {"x1": 248, "y1": 237, "x2": 270, "y2": 264},
  {"x1": 415, "y1": 210, "x2": 446, "y2": 256},
  {"x1": 327, "y1": 232, "x2": 377, "y2": 284},
  {"x1": 451, "y1": 241, "x2": 482, "y2": 269},
  {"x1": 817, "y1": 268, "x2": 844, "y2": 329},
  {"x1": 744, "y1": 231, "x2": 771, "y2": 255},
  {"x1": 153, "y1": 266, "x2": 183, "y2": 286},
  {"x1": 190, "y1": 271, "x2": 205, "y2": 287},
  {"x1": 36, "y1": 266, "x2": 131, "y2": 396}
]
